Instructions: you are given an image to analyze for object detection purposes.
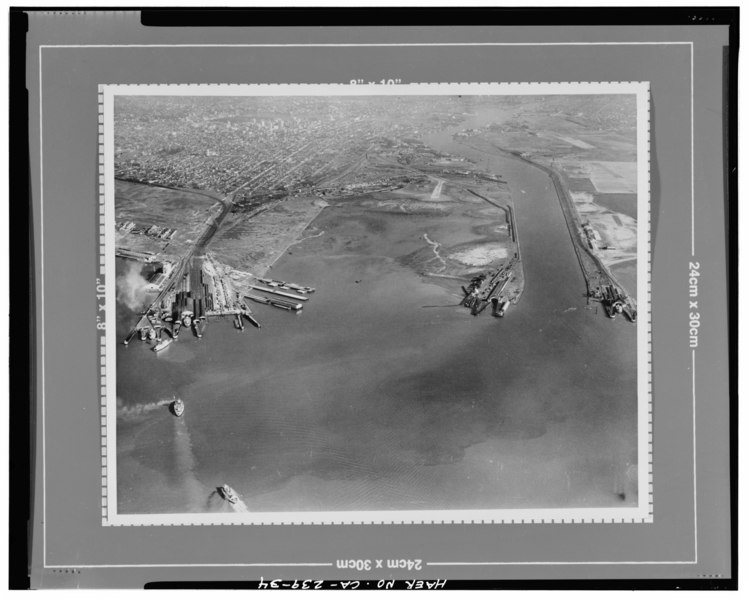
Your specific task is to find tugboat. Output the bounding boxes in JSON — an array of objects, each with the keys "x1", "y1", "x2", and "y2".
[
  {"x1": 171, "y1": 396, "x2": 185, "y2": 417},
  {"x1": 218, "y1": 484, "x2": 239, "y2": 504}
]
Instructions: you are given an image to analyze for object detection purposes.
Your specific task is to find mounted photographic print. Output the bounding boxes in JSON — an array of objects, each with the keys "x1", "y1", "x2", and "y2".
[{"x1": 101, "y1": 82, "x2": 651, "y2": 526}]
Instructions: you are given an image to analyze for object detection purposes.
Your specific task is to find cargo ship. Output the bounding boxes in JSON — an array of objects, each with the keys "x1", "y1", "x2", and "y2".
[
  {"x1": 242, "y1": 310, "x2": 261, "y2": 329},
  {"x1": 462, "y1": 266, "x2": 514, "y2": 316},
  {"x1": 171, "y1": 396, "x2": 184, "y2": 417},
  {"x1": 193, "y1": 317, "x2": 205, "y2": 338},
  {"x1": 600, "y1": 284, "x2": 630, "y2": 320},
  {"x1": 257, "y1": 277, "x2": 315, "y2": 295},
  {"x1": 218, "y1": 484, "x2": 239, "y2": 504},
  {"x1": 245, "y1": 293, "x2": 303, "y2": 312},
  {"x1": 153, "y1": 337, "x2": 173, "y2": 352},
  {"x1": 603, "y1": 300, "x2": 623, "y2": 319}
]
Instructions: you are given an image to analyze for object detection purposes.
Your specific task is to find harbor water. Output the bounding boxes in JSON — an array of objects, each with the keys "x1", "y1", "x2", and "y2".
[{"x1": 116, "y1": 120, "x2": 638, "y2": 514}]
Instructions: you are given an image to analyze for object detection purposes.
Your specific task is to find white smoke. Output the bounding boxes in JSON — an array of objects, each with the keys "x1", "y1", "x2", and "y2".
[{"x1": 117, "y1": 261, "x2": 149, "y2": 311}]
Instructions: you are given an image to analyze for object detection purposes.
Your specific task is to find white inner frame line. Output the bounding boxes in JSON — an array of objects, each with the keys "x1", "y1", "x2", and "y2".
[{"x1": 38, "y1": 41, "x2": 694, "y2": 569}]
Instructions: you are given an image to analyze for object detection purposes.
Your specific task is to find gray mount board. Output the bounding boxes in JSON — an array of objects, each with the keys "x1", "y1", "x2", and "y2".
[{"x1": 26, "y1": 12, "x2": 732, "y2": 587}]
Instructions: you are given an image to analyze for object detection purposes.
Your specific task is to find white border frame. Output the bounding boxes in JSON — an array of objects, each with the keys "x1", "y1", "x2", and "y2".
[{"x1": 100, "y1": 81, "x2": 652, "y2": 527}]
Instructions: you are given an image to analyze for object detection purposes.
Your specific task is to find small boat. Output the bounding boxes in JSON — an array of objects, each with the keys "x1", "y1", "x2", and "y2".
[
  {"x1": 218, "y1": 484, "x2": 239, "y2": 504},
  {"x1": 172, "y1": 397, "x2": 184, "y2": 417}
]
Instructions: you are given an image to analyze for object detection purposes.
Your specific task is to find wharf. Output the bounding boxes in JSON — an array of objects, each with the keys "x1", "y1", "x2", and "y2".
[
  {"x1": 120, "y1": 196, "x2": 316, "y2": 347},
  {"x1": 245, "y1": 293, "x2": 303, "y2": 312},
  {"x1": 249, "y1": 284, "x2": 309, "y2": 301},
  {"x1": 256, "y1": 277, "x2": 315, "y2": 295},
  {"x1": 458, "y1": 197, "x2": 525, "y2": 317}
]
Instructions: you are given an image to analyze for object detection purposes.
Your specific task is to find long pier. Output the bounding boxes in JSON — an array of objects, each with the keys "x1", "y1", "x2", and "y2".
[
  {"x1": 245, "y1": 293, "x2": 303, "y2": 312},
  {"x1": 116, "y1": 247, "x2": 156, "y2": 262},
  {"x1": 249, "y1": 284, "x2": 309, "y2": 301},
  {"x1": 464, "y1": 188, "x2": 525, "y2": 308}
]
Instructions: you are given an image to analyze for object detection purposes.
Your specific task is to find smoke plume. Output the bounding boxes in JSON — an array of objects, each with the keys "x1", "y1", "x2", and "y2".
[{"x1": 116, "y1": 261, "x2": 149, "y2": 311}]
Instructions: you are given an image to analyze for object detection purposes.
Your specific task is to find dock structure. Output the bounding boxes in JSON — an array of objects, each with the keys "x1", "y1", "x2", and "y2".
[
  {"x1": 245, "y1": 293, "x2": 303, "y2": 312},
  {"x1": 257, "y1": 277, "x2": 315, "y2": 295},
  {"x1": 507, "y1": 203, "x2": 519, "y2": 254},
  {"x1": 116, "y1": 247, "x2": 156, "y2": 262},
  {"x1": 463, "y1": 266, "x2": 515, "y2": 316},
  {"x1": 495, "y1": 147, "x2": 634, "y2": 313},
  {"x1": 121, "y1": 230, "x2": 313, "y2": 349},
  {"x1": 123, "y1": 314, "x2": 152, "y2": 345},
  {"x1": 456, "y1": 194, "x2": 525, "y2": 318},
  {"x1": 242, "y1": 311, "x2": 261, "y2": 328},
  {"x1": 592, "y1": 284, "x2": 637, "y2": 322},
  {"x1": 249, "y1": 284, "x2": 309, "y2": 302},
  {"x1": 193, "y1": 318, "x2": 205, "y2": 338}
]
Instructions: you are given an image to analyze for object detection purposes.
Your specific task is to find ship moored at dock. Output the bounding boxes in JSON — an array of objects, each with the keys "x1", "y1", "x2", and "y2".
[
  {"x1": 122, "y1": 251, "x2": 313, "y2": 348},
  {"x1": 245, "y1": 293, "x2": 303, "y2": 312},
  {"x1": 257, "y1": 277, "x2": 315, "y2": 295},
  {"x1": 249, "y1": 284, "x2": 309, "y2": 302},
  {"x1": 153, "y1": 337, "x2": 173, "y2": 352},
  {"x1": 592, "y1": 284, "x2": 637, "y2": 323}
]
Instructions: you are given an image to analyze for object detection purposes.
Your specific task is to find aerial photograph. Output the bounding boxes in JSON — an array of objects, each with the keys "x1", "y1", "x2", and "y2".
[{"x1": 112, "y1": 92, "x2": 640, "y2": 516}]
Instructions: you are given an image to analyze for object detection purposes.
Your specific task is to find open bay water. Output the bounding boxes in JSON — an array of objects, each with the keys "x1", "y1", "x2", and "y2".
[{"x1": 116, "y1": 120, "x2": 637, "y2": 514}]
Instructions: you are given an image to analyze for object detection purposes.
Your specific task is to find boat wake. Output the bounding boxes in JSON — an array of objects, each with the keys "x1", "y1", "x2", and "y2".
[
  {"x1": 117, "y1": 398, "x2": 172, "y2": 419},
  {"x1": 230, "y1": 499, "x2": 250, "y2": 513},
  {"x1": 173, "y1": 414, "x2": 209, "y2": 511},
  {"x1": 207, "y1": 489, "x2": 250, "y2": 512}
]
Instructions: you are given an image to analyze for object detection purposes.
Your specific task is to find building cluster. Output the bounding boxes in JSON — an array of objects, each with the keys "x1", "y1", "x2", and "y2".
[
  {"x1": 117, "y1": 220, "x2": 177, "y2": 240},
  {"x1": 582, "y1": 223, "x2": 604, "y2": 250},
  {"x1": 114, "y1": 95, "x2": 475, "y2": 197},
  {"x1": 145, "y1": 261, "x2": 175, "y2": 291}
]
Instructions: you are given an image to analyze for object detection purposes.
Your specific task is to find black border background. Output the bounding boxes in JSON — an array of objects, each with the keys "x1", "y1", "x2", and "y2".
[{"x1": 8, "y1": 6, "x2": 738, "y2": 591}]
